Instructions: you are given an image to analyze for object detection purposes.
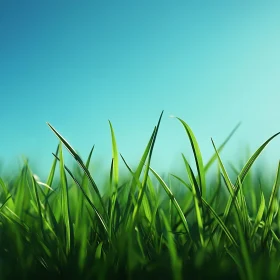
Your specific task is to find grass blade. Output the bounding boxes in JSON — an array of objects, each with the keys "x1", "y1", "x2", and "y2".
[
  {"x1": 47, "y1": 122, "x2": 108, "y2": 219},
  {"x1": 182, "y1": 154, "x2": 204, "y2": 247},
  {"x1": 262, "y1": 161, "x2": 280, "y2": 243},
  {"x1": 150, "y1": 167, "x2": 191, "y2": 239},
  {"x1": 235, "y1": 132, "x2": 280, "y2": 189},
  {"x1": 176, "y1": 118, "x2": 206, "y2": 197},
  {"x1": 58, "y1": 142, "x2": 73, "y2": 255},
  {"x1": 204, "y1": 122, "x2": 241, "y2": 173},
  {"x1": 109, "y1": 121, "x2": 119, "y2": 187}
]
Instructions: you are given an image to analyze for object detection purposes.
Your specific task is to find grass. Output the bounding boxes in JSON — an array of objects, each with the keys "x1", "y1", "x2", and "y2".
[{"x1": 1, "y1": 111, "x2": 280, "y2": 279}]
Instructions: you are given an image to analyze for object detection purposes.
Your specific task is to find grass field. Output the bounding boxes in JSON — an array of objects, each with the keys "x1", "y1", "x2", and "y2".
[{"x1": 1, "y1": 111, "x2": 280, "y2": 280}]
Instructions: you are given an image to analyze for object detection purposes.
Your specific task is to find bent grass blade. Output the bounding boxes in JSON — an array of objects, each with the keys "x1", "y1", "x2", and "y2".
[
  {"x1": 176, "y1": 118, "x2": 206, "y2": 198},
  {"x1": 235, "y1": 132, "x2": 280, "y2": 189},
  {"x1": 47, "y1": 122, "x2": 108, "y2": 219}
]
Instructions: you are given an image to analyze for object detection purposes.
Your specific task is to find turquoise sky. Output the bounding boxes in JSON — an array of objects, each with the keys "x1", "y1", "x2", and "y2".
[{"x1": 1, "y1": 1, "x2": 280, "y2": 181}]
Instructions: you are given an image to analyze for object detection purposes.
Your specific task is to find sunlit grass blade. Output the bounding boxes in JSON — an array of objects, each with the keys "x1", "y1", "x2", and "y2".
[{"x1": 176, "y1": 118, "x2": 206, "y2": 197}]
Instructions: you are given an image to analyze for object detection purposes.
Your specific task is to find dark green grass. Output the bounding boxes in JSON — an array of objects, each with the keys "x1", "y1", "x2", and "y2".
[{"x1": 1, "y1": 112, "x2": 280, "y2": 279}]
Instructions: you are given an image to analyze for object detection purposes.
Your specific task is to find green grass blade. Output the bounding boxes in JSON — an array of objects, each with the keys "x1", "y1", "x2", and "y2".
[
  {"x1": 170, "y1": 174, "x2": 192, "y2": 192},
  {"x1": 176, "y1": 118, "x2": 206, "y2": 197},
  {"x1": 31, "y1": 175, "x2": 45, "y2": 239},
  {"x1": 201, "y1": 197, "x2": 238, "y2": 247},
  {"x1": 46, "y1": 144, "x2": 59, "y2": 188},
  {"x1": 81, "y1": 145, "x2": 94, "y2": 189},
  {"x1": 52, "y1": 153, "x2": 109, "y2": 237},
  {"x1": 159, "y1": 209, "x2": 182, "y2": 280},
  {"x1": 204, "y1": 122, "x2": 241, "y2": 173},
  {"x1": 235, "y1": 132, "x2": 280, "y2": 188},
  {"x1": 109, "y1": 121, "x2": 119, "y2": 187},
  {"x1": 108, "y1": 121, "x2": 119, "y2": 236},
  {"x1": 251, "y1": 190, "x2": 265, "y2": 238},
  {"x1": 131, "y1": 111, "x2": 163, "y2": 225},
  {"x1": 120, "y1": 127, "x2": 156, "y2": 228},
  {"x1": 262, "y1": 161, "x2": 280, "y2": 243},
  {"x1": 58, "y1": 142, "x2": 73, "y2": 255},
  {"x1": 182, "y1": 154, "x2": 204, "y2": 247},
  {"x1": 150, "y1": 167, "x2": 191, "y2": 239},
  {"x1": 0, "y1": 195, "x2": 12, "y2": 212},
  {"x1": 211, "y1": 138, "x2": 235, "y2": 197},
  {"x1": 47, "y1": 122, "x2": 108, "y2": 219}
]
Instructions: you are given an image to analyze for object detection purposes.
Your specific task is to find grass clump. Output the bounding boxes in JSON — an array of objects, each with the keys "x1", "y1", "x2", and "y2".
[{"x1": 1, "y1": 111, "x2": 280, "y2": 280}]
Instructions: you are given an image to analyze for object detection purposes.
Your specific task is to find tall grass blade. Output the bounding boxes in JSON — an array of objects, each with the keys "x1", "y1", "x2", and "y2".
[
  {"x1": 176, "y1": 118, "x2": 206, "y2": 197},
  {"x1": 131, "y1": 111, "x2": 163, "y2": 225},
  {"x1": 47, "y1": 122, "x2": 107, "y2": 218}
]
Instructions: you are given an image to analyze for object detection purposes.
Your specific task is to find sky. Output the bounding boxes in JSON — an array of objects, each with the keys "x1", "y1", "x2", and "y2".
[{"x1": 1, "y1": 1, "x2": 280, "y2": 182}]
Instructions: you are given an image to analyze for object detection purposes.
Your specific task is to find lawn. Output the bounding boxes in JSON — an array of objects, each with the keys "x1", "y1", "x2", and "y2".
[{"x1": 1, "y1": 111, "x2": 280, "y2": 280}]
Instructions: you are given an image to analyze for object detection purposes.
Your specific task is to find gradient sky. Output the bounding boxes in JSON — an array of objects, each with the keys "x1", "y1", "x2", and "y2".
[{"x1": 1, "y1": 1, "x2": 280, "y2": 181}]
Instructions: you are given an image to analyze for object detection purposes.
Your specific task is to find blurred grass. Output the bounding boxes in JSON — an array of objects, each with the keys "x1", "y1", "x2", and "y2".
[{"x1": 0, "y1": 112, "x2": 280, "y2": 279}]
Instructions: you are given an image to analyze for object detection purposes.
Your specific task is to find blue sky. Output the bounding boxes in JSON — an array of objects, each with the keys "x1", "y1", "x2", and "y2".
[{"x1": 1, "y1": 1, "x2": 280, "y2": 181}]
